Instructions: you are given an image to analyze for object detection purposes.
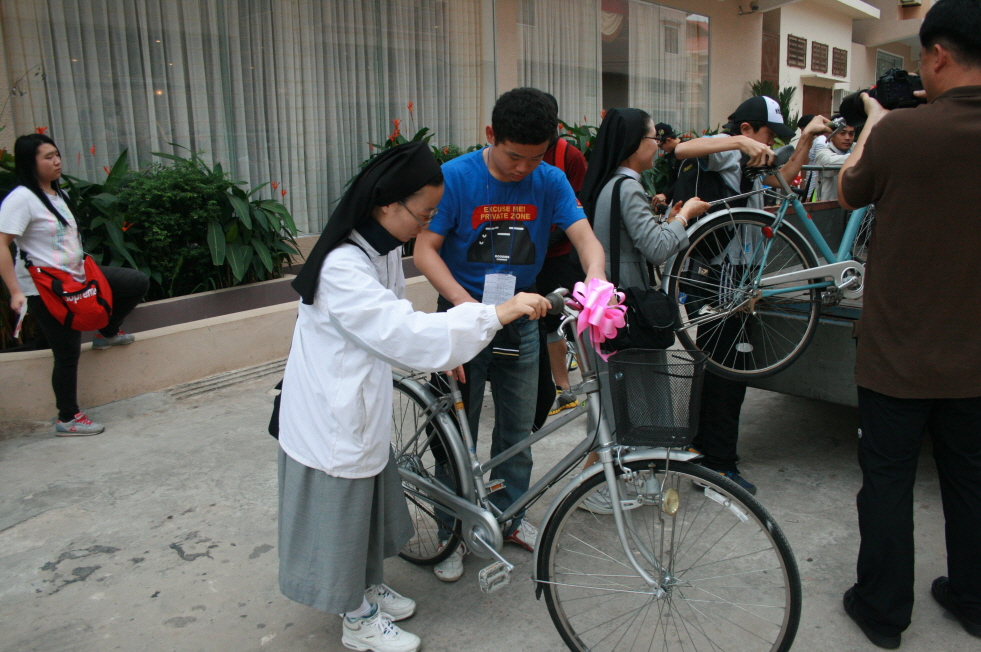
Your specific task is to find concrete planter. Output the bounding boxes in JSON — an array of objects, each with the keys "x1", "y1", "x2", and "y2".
[{"x1": 0, "y1": 263, "x2": 437, "y2": 421}]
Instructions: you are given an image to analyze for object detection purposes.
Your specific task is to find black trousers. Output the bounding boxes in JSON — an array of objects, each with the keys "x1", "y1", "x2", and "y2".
[
  {"x1": 28, "y1": 265, "x2": 149, "y2": 421},
  {"x1": 851, "y1": 386, "x2": 981, "y2": 636},
  {"x1": 691, "y1": 315, "x2": 747, "y2": 473}
]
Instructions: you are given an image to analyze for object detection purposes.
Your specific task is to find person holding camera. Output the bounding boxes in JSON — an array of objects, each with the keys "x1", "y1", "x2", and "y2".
[
  {"x1": 812, "y1": 116, "x2": 855, "y2": 202},
  {"x1": 837, "y1": 0, "x2": 981, "y2": 647}
]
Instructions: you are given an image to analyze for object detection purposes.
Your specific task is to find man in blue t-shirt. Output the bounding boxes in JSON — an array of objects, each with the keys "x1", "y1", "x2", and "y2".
[{"x1": 414, "y1": 88, "x2": 606, "y2": 581}]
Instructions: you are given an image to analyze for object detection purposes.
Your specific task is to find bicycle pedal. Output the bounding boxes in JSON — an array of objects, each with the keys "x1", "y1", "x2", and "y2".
[
  {"x1": 484, "y1": 479, "x2": 506, "y2": 494},
  {"x1": 478, "y1": 561, "x2": 512, "y2": 594}
]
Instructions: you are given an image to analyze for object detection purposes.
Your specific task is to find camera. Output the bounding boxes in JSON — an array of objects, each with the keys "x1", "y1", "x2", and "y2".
[{"x1": 838, "y1": 68, "x2": 926, "y2": 127}]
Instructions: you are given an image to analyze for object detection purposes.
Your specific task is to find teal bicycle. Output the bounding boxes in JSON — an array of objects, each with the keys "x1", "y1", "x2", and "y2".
[{"x1": 665, "y1": 146, "x2": 873, "y2": 380}]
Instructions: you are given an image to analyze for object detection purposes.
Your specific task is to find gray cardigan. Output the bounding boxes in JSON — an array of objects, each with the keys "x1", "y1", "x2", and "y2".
[{"x1": 591, "y1": 174, "x2": 688, "y2": 288}]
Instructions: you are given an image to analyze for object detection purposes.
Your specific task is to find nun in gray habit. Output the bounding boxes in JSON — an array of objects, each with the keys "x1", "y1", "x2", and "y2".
[{"x1": 278, "y1": 142, "x2": 537, "y2": 651}]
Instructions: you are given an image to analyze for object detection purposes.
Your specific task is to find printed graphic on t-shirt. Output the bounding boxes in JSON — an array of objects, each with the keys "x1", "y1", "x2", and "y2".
[{"x1": 467, "y1": 204, "x2": 538, "y2": 265}]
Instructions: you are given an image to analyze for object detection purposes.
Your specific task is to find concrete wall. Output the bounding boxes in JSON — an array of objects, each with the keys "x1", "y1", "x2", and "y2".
[{"x1": 778, "y1": 3, "x2": 857, "y2": 117}]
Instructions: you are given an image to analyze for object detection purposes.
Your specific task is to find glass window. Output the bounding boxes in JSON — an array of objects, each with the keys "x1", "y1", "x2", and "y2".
[
  {"x1": 615, "y1": 1, "x2": 710, "y2": 133},
  {"x1": 876, "y1": 50, "x2": 904, "y2": 78},
  {"x1": 2, "y1": 0, "x2": 490, "y2": 232},
  {"x1": 664, "y1": 24, "x2": 679, "y2": 55},
  {"x1": 517, "y1": 0, "x2": 602, "y2": 126}
]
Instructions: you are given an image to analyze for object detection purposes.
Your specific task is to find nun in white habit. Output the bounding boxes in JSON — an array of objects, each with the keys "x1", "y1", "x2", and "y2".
[{"x1": 278, "y1": 142, "x2": 550, "y2": 652}]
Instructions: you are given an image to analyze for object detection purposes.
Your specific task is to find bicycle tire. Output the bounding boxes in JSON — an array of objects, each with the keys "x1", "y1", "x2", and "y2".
[
  {"x1": 538, "y1": 460, "x2": 802, "y2": 652},
  {"x1": 849, "y1": 205, "x2": 875, "y2": 265},
  {"x1": 666, "y1": 211, "x2": 821, "y2": 379},
  {"x1": 391, "y1": 378, "x2": 463, "y2": 565}
]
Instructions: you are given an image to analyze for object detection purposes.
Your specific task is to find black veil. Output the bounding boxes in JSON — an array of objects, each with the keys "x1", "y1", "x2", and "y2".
[
  {"x1": 292, "y1": 142, "x2": 441, "y2": 305},
  {"x1": 578, "y1": 108, "x2": 650, "y2": 221}
]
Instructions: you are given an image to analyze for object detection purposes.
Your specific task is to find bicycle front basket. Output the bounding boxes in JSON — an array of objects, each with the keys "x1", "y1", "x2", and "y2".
[{"x1": 607, "y1": 349, "x2": 708, "y2": 448}]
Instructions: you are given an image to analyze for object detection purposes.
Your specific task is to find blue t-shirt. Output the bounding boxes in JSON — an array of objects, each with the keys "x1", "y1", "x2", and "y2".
[{"x1": 429, "y1": 149, "x2": 585, "y2": 298}]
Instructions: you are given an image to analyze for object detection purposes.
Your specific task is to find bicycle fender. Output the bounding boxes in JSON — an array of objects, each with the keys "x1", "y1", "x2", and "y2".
[
  {"x1": 531, "y1": 447, "x2": 701, "y2": 591},
  {"x1": 686, "y1": 207, "x2": 820, "y2": 264},
  {"x1": 393, "y1": 371, "x2": 476, "y2": 504}
]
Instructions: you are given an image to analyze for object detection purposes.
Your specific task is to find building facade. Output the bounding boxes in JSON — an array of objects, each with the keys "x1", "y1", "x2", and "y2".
[{"x1": 0, "y1": 0, "x2": 926, "y2": 233}]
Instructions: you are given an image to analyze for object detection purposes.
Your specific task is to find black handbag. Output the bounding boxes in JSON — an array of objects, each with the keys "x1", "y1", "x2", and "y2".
[{"x1": 601, "y1": 176, "x2": 678, "y2": 353}]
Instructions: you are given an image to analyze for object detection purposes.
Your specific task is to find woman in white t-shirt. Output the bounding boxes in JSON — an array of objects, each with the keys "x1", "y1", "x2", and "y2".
[{"x1": 0, "y1": 134, "x2": 149, "y2": 435}]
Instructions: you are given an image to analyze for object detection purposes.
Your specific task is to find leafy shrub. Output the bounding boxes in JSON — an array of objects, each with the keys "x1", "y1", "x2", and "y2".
[{"x1": 65, "y1": 147, "x2": 298, "y2": 301}]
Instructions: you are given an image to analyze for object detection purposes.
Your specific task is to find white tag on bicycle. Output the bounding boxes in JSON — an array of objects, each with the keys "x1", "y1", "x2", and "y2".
[
  {"x1": 736, "y1": 343, "x2": 754, "y2": 353},
  {"x1": 482, "y1": 273, "x2": 516, "y2": 306}
]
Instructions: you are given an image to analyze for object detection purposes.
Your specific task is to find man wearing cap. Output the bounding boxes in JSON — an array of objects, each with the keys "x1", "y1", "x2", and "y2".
[
  {"x1": 672, "y1": 95, "x2": 830, "y2": 494},
  {"x1": 812, "y1": 117, "x2": 855, "y2": 202},
  {"x1": 652, "y1": 122, "x2": 682, "y2": 210}
]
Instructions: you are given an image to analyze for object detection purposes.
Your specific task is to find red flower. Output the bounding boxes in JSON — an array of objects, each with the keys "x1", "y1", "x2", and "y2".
[
  {"x1": 77, "y1": 152, "x2": 81, "y2": 165},
  {"x1": 407, "y1": 101, "x2": 414, "y2": 117},
  {"x1": 35, "y1": 126, "x2": 47, "y2": 134},
  {"x1": 89, "y1": 145, "x2": 96, "y2": 156},
  {"x1": 601, "y1": 109, "x2": 607, "y2": 120},
  {"x1": 103, "y1": 166, "x2": 111, "y2": 175},
  {"x1": 369, "y1": 142, "x2": 374, "y2": 152},
  {"x1": 281, "y1": 188, "x2": 287, "y2": 198},
  {"x1": 0, "y1": 148, "x2": 5, "y2": 159},
  {"x1": 442, "y1": 146, "x2": 449, "y2": 155},
  {"x1": 389, "y1": 118, "x2": 402, "y2": 142},
  {"x1": 702, "y1": 129, "x2": 707, "y2": 134},
  {"x1": 271, "y1": 181, "x2": 279, "y2": 190},
  {"x1": 121, "y1": 221, "x2": 133, "y2": 232}
]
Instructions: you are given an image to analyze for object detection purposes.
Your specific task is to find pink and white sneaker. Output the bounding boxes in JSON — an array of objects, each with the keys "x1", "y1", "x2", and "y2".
[
  {"x1": 503, "y1": 519, "x2": 538, "y2": 551},
  {"x1": 55, "y1": 413, "x2": 105, "y2": 436}
]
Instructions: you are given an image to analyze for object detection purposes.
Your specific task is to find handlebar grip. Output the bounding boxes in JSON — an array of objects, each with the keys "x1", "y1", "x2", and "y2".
[{"x1": 545, "y1": 289, "x2": 568, "y2": 315}]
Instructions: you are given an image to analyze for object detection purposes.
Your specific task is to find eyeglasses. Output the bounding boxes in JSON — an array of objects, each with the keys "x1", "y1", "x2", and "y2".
[
  {"x1": 399, "y1": 200, "x2": 438, "y2": 227},
  {"x1": 642, "y1": 136, "x2": 660, "y2": 142}
]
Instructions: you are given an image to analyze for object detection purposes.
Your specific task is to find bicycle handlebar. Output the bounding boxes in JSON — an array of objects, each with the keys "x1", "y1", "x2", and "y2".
[{"x1": 544, "y1": 289, "x2": 568, "y2": 315}]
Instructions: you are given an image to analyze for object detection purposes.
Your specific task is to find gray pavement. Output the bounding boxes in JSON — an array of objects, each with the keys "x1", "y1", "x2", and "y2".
[{"x1": 0, "y1": 369, "x2": 976, "y2": 652}]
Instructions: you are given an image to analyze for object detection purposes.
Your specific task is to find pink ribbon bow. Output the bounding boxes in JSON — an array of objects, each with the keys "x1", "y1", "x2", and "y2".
[{"x1": 571, "y1": 278, "x2": 626, "y2": 361}]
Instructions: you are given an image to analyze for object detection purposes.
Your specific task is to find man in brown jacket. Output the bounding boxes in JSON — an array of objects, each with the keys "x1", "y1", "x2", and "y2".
[{"x1": 838, "y1": 0, "x2": 981, "y2": 647}]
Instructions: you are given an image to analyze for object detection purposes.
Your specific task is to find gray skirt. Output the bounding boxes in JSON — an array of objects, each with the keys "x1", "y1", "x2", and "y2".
[{"x1": 278, "y1": 446, "x2": 414, "y2": 614}]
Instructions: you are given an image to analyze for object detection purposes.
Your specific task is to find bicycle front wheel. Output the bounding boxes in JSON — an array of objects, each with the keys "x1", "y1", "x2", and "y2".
[
  {"x1": 538, "y1": 460, "x2": 801, "y2": 652},
  {"x1": 666, "y1": 211, "x2": 821, "y2": 379},
  {"x1": 392, "y1": 377, "x2": 463, "y2": 565}
]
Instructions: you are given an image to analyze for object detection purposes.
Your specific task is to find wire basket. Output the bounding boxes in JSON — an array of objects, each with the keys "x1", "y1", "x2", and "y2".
[{"x1": 607, "y1": 349, "x2": 708, "y2": 448}]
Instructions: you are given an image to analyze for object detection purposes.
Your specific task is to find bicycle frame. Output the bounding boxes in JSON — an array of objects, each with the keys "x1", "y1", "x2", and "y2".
[
  {"x1": 704, "y1": 173, "x2": 870, "y2": 302},
  {"x1": 395, "y1": 306, "x2": 697, "y2": 590}
]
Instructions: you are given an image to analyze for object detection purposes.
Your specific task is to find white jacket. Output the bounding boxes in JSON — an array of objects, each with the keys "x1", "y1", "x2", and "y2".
[
  {"x1": 279, "y1": 231, "x2": 502, "y2": 478},
  {"x1": 813, "y1": 143, "x2": 851, "y2": 202}
]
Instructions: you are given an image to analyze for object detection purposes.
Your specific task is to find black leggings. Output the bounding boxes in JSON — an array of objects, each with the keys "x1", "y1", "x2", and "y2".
[{"x1": 28, "y1": 266, "x2": 149, "y2": 421}]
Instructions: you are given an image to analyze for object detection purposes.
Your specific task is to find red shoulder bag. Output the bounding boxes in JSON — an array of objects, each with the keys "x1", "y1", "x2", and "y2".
[{"x1": 24, "y1": 253, "x2": 114, "y2": 331}]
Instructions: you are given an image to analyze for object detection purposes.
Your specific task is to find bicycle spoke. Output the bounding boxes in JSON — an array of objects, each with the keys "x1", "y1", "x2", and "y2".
[{"x1": 542, "y1": 463, "x2": 799, "y2": 651}]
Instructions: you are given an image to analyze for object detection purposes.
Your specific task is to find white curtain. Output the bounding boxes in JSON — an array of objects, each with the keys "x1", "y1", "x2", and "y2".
[
  {"x1": 628, "y1": 0, "x2": 708, "y2": 133},
  {"x1": 517, "y1": 0, "x2": 602, "y2": 126},
  {"x1": 1, "y1": 0, "x2": 485, "y2": 233}
]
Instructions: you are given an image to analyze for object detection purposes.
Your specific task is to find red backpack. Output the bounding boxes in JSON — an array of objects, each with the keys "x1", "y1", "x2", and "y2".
[{"x1": 24, "y1": 253, "x2": 113, "y2": 331}]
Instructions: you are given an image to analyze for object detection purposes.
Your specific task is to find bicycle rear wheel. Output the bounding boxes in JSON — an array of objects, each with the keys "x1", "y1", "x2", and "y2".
[
  {"x1": 849, "y1": 205, "x2": 875, "y2": 265},
  {"x1": 392, "y1": 377, "x2": 463, "y2": 565},
  {"x1": 538, "y1": 460, "x2": 801, "y2": 652},
  {"x1": 666, "y1": 211, "x2": 821, "y2": 379}
]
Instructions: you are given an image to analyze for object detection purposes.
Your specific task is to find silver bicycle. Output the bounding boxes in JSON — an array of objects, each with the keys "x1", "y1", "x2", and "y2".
[{"x1": 391, "y1": 292, "x2": 802, "y2": 651}]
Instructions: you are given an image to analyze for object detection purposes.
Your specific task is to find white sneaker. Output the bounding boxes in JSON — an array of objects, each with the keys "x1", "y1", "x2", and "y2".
[
  {"x1": 433, "y1": 541, "x2": 464, "y2": 582},
  {"x1": 579, "y1": 486, "x2": 614, "y2": 515},
  {"x1": 365, "y1": 583, "x2": 415, "y2": 621},
  {"x1": 342, "y1": 605, "x2": 421, "y2": 652},
  {"x1": 504, "y1": 518, "x2": 538, "y2": 551}
]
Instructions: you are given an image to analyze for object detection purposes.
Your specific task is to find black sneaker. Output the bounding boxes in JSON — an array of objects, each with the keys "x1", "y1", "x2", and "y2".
[
  {"x1": 843, "y1": 587, "x2": 901, "y2": 649},
  {"x1": 932, "y1": 576, "x2": 981, "y2": 637}
]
